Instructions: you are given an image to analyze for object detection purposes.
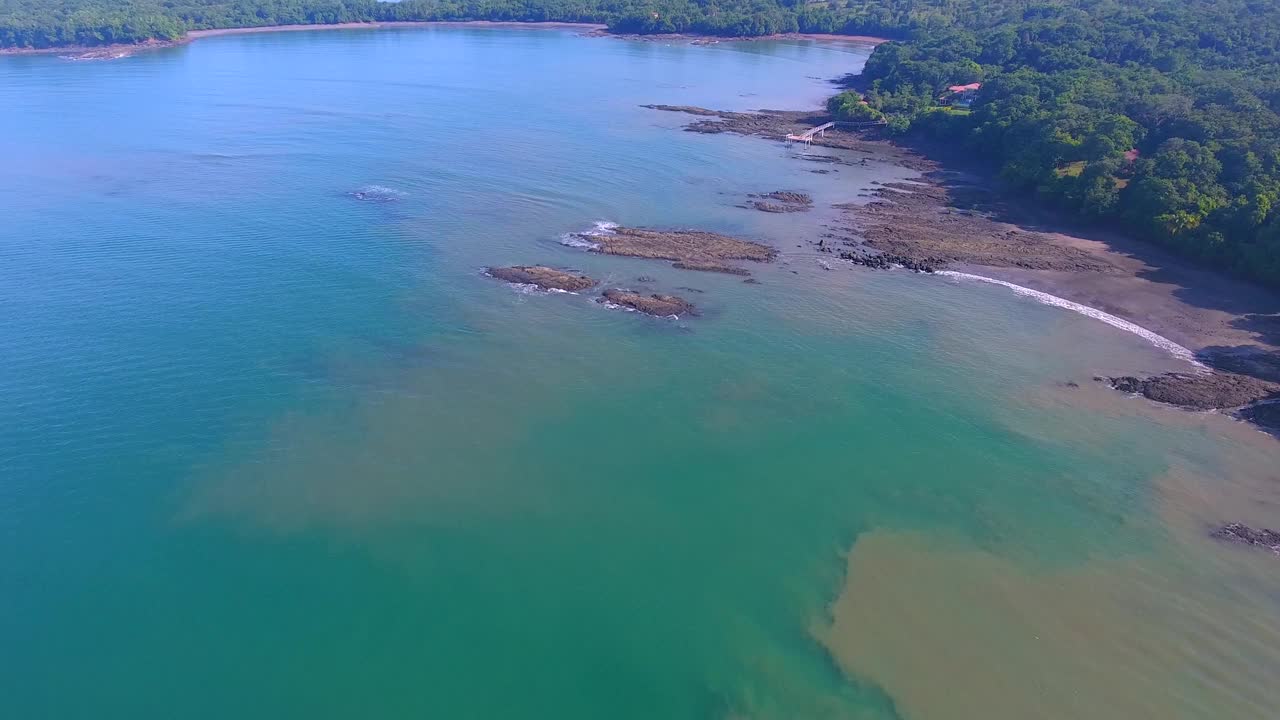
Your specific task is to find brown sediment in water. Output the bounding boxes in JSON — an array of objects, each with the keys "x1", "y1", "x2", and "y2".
[
  {"x1": 818, "y1": 530, "x2": 1280, "y2": 720},
  {"x1": 600, "y1": 289, "x2": 696, "y2": 317},
  {"x1": 581, "y1": 226, "x2": 776, "y2": 275},
  {"x1": 486, "y1": 265, "x2": 596, "y2": 292}
]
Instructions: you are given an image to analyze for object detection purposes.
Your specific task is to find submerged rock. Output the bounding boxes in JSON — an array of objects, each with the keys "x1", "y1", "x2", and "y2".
[
  {"x1": 746, "y1": 190, "x2": 813, "y2": 213},
  {"x1": 347, "y1": 184, "x2": 405, "y2": 202},
  {"x1": 601, "y1": 289, "x2": 696, "y2": 317},
  {"x1": 486, "y1": 265, "x2": 596, "y2": 292},
  {"x1": 1210, "y1": 523, "x2": 1280, "y2": 555},
  {"x1": 1104, "y1": 372, "x2": 1278, "y2": 410}
]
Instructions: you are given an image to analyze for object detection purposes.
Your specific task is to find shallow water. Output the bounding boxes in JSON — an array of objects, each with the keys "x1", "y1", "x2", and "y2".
[{"x1": 2, "y1": 26, "x2": 1278, "y2": 720}]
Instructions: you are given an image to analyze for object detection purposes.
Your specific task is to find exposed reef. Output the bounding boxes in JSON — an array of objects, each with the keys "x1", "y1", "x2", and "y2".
[
  {"x1": 601, "y1": 289, "x2": 697, "y2": 317},
  {"x1": 1210, "y1": 523, "x2": 1280, "y2": 555},
  {"x1": 486, "y1": 265, "x2": 597, "y2": 292},
  {"x1": 572, "y1": 225, "x2": 776, "y2": 275}
]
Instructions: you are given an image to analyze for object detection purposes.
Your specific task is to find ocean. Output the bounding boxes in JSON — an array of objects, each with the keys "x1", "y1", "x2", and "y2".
[{"x1": 2, "y1": 25, "x2": 1278, "y2": 719}]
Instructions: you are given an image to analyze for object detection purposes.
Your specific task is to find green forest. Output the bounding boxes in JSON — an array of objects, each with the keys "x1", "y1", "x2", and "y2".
[{"x1": 4, "y1": 0, "x2": 1280, "y2": 286}]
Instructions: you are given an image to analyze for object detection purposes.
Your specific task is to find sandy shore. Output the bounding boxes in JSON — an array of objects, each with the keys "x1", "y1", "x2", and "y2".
[
  {"x1": 186, "y1": 20, "x2": 606, "y2": 40},
  {"x1": 0, "y1": 20, "x2": 608, "y2": 59},
  {"x1": 602, "y1": 30, "x2": 889, "y2": 45},
  {"x1": 1, "y1": 21, "x2": 882, "y2": 60}
]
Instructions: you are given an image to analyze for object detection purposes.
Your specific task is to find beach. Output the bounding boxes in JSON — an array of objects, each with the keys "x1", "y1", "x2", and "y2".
[{"x1": 0, "y1": 20, "x2": 884, "y2": 60}]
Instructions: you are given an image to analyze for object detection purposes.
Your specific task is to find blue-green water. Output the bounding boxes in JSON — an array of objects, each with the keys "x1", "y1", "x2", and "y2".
[{"x1": 3, "y1": 27, "x2": 1279, "y2": 720}]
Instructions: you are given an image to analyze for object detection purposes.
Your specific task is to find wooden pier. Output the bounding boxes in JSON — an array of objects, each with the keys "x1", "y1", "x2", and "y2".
[
  {"x1": 785, "y1": 122, "x2": 835, "y2": 146},
  {"x1": 785, "y1": 120, "x2": 888, "y2": 146}
]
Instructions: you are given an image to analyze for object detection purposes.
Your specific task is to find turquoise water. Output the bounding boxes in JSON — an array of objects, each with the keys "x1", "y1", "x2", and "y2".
[{"x1": 3, "y1": 27, "x2": 1279, "y2": 719}]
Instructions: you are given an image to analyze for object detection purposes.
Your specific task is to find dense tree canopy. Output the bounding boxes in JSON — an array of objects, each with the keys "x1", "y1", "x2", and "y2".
[
  {"x1": 4, "y1": 0, "x2": 1280, "y2": 285},
  {"x1": 853, "y1": 0, "x2": 1280, "y2": 286}
]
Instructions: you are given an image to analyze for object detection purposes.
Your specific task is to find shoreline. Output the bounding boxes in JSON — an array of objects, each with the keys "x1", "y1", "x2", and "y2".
[
  {"x1": 934, "y1": 271, "x2": 1206, "y2": 367},
  {"x1": 0, "y1": 21, "x2": 885, "y2": 60},
  {"x1": 647, "y1": 104, "x2": 1279, "y2": 359},
  {"x1": 642, "y1": 103, "x2": 1280, "y2": 425}
]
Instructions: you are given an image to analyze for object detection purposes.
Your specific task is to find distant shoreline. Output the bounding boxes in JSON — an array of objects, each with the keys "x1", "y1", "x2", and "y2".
[{"x1": 0, "y1": 21, "x2": 887, "y2": 60}]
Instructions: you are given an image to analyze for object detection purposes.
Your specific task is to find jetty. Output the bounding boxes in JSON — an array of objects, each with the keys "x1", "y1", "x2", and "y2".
[
  {"x1": 785, "y1": 122, "x2": 834, "y2": 146},
  {"x1": 785, "y1": 120, "x2": 888, "y2": 146}
]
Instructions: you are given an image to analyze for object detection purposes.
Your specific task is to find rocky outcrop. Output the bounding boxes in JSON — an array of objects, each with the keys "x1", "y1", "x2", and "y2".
[
  {"x1": 834, "y1": 183, "x2": 1119, "y2": 273},
  {"x1": 639, "y1": 104, "x2": 728, "y2": 117},
  {"x1": 1210, "y1": 523, "x2": 1280, "y2": 555},
  {"x1": 601, "y1": 289, "x2": 696, "y2": 317},
  {"x1": 573, "y1": 225, "x2": 775, "y2": 275},
  {"x1": 746, "y1": 191, "x2": 813, "y2": 213},
  {"x1": 1104, "y1": 372, "x2": 1278, "y2": 410},
  {"x1": 838, "y1": 249, "x2": 945, "y2": 273},
  {"x1": 486, "y1": 266, "x2": 597, "y2": 292},
  {"x1": 1237, "y1": 402, "x2": 1280, "y2": 433}
]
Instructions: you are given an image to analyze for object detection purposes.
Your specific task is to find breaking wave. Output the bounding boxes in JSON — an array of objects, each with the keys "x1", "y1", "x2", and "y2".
[
  {"x1": 559, "y1": 220, "x2": 618, "y2": 250},
  {"x1": 347, "y1": 184, "x2": 406, "y2": 202},
  {"x1": 936, "y1": 270, "x2": 1205, "y2": 368}
]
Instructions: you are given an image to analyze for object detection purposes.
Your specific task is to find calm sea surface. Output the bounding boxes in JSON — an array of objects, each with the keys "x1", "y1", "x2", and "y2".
[{"x1": 2, "y1": 26, "x2": 1278, "y2": 720}]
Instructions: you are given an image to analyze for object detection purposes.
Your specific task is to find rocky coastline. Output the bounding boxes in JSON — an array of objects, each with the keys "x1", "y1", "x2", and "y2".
[{"x1": 643, "y1": 100, "x2": 1280, "y2": 436}]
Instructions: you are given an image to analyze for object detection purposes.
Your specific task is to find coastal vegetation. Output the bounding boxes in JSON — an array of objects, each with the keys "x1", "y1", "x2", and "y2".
[
  {"x1": 4, "y1": 0, "x2": 1280, "y2": 285},
  {"x1": 850, "y1": 0, "x2": 1280, "y2": 288}
]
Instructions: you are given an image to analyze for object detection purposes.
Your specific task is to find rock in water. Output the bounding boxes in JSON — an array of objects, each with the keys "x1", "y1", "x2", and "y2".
[
  {"x1": 746, "y1": 191, "x2": 813, "y2": 213},
  {"x1": 572, "y1": 225, "x2": 775, "y2": 275},
  {"x1": 1238, "y1": 402, "x2": 1280, "y2": 433},
  {"x1": 1210, "y1": 523, "x2": 1280, "y2": 555},
  {"x1": 486, "y1": 266, "x2": 597, "y2": 292},
  {"x1": 601, "y1": 289, "x2": 696, "y2": 317},
  {"x1": 1105, "y1": 372, "x2": 1278, "y2": 410}
]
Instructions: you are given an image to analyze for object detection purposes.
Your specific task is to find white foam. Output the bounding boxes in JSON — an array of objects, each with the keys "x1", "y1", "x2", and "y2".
[
  {"x1": 559, "y1": 220, "x2": 618, "y2": 250},
  {"x1": 348, "y1": 184, "x2": 406, "y2": 202},
  {"x1": 483, "y1": 274, "x2": 577, "y2": 296},
  {"x1": 936, "y1": 271, "x2": 1206, "y2": 368}
]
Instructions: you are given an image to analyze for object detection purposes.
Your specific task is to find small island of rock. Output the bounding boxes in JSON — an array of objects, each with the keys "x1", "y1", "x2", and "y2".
[
  {"x1": 486, "y1": 266, "x2": 597, "y2": 292},
  {"x1": 1210, "y1": 523, "x2": 1280, "y2": 556},
  {"x1": 574, "y1": 225, "x2": 776, "y2": 275},
  {"x1": 1104, "y1": 372, "x2": 1278, "y2": 410},
  {"x1": 602, "y1": 289, "x2": 697, "y2": 317}
]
